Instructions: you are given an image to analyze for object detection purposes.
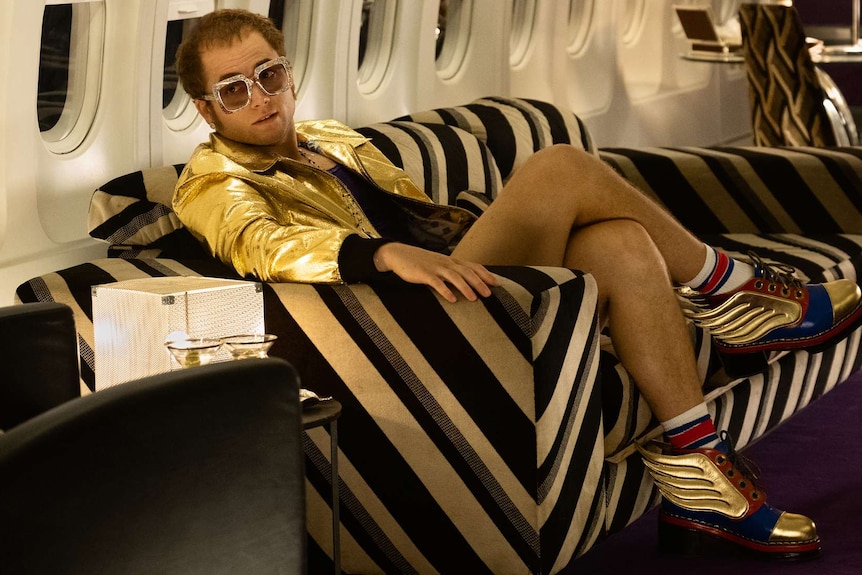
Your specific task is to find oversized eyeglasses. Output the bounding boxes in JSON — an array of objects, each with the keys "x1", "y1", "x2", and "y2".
[{"x1": 202, "y1": 57, "x2": 294, "y2": 113}]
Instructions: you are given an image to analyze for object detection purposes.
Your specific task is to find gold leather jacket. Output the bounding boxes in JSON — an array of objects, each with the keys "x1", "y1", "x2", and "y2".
[{"x1": 173, "y1": 119, "x2": 476, "y2": 283}]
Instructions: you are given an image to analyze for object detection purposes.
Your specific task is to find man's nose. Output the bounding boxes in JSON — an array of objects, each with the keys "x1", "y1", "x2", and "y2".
[{"x1": 250, "y1": 82, "x2": 270, "y2": 105}]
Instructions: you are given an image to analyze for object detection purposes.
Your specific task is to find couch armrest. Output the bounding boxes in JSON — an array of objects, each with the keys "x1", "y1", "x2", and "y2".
[
  {"x1": 16, "y1": 257, "x2": 605, "y2": 573},
  {"x1": 600, "y1": 146, "x2": 862, "y2": 235}
]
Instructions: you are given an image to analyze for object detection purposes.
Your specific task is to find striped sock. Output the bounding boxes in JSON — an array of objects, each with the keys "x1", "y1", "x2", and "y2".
[
  {"x1": 662, "y1": 403, "x2": 721, "y2": 450},
  {"x1": 684, "y1": 245, "x2": 754, "y2": 296}
]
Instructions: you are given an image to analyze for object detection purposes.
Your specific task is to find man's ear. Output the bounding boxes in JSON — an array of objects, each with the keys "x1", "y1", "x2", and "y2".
[{"x1": 194, "y1": 99, "x2": 214, "y2": 125}]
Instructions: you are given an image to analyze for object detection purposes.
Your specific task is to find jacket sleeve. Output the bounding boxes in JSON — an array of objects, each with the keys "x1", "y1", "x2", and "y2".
[{"x1": 174, "y1": 170, "x2": 366, "y2": 284}]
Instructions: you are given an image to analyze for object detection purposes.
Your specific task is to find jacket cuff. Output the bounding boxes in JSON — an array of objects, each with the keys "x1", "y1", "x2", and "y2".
[{"x1": 338, "y1": 235, "x2": 394, "y2": 283}]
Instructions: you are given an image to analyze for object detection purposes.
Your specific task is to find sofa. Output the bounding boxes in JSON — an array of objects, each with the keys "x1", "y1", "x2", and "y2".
[{"x1": 15, "y1": 97, "x2": 862, "y2": 574}]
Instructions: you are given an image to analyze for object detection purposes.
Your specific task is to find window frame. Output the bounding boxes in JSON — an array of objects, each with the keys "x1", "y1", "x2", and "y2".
[
  {"x1": 357, "y1": 0, "x2": 398, "y2": 94},
  {"x1": 510, "y1": 0, "x2": 537, "y2": 67},
  {"x1": 271, "y1": 0, "x2": 313, "y2": 96},
  {"x1": 161, "y1": 1, "x2": 215, "y2": 132},
  {"x1": 436, "y1": 0, "x2": 473, "y2": 80},
  {"x1": 39, "y1": 0, "x2": 106, "y2": 154},
  {"x1": 566, "y1": 0, "x2": 595, "y2": 57}
]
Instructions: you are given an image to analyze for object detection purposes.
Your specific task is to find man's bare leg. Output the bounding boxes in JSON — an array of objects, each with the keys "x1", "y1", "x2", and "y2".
[
  {"x1": 454, "y1": 144, "x2": 708, "y2": 285},
  {"x1": 453, "y1": 144, "x2": 820, "y2": 559},
  {"x1": 453, "y1": 145, "x2": 705, "y2": 419}
]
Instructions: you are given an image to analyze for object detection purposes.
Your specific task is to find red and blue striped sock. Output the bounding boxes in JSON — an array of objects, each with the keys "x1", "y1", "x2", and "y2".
[
  {"x1": 684, "y1": 245, "x2": 754, "y2": 296},
  {"x1": 662, "y1": 404, "x2": 721, "y2": 450}
]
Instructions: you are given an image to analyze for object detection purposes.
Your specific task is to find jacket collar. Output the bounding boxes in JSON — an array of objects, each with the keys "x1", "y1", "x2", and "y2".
[{"x1": 208, "y1": 120, "x2": 371, "y2": 173}]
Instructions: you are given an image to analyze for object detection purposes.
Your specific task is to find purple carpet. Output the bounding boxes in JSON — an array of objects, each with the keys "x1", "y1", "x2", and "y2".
[{"x1": 567, "y1": 368, "x2": 862, "y2": 574}]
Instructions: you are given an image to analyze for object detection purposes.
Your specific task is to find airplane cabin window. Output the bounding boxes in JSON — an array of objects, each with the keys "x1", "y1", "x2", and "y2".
[
  {"x1": 358, "y1": 0, "x2": 373, "y2": 68},
  {"x1": 269, "y1": 0, "x2": 312, "y2": 94},
  {"x1": 357, "y1": 0, "x2": 397, "y2": 94},
  {"x1": 38, "y1": 0, "x2": 105, "y2": 153},
  {"x1": 38, "y1": 4, "x2": 72, "y2": 134},
  {"x1": 510, "y1": 0, "x2": 537, "y2": 67},
  {"x1": 163, "y1": 20, "x2": 185, "y2": 110},
  {"x1": 620, "y1": 0, "x2": 646, "y2": 45},
  {"x1": 436, "y1": 0, "x2": 448, "y2": 58},
  {"x1": 436, "y1": 0, "x2": 472, "y2": 79},
  {"x1": 162, "y1": 17, "x2": 201, "y2": 128},
  {"x1": 567, "y1": 0, "x2": 595, "y2": 56}
]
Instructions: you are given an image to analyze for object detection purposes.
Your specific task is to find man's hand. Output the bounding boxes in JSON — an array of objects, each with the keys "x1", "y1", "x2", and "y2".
[{"x1": 373, "y1": 243, "x2": 499, "y2": 303}]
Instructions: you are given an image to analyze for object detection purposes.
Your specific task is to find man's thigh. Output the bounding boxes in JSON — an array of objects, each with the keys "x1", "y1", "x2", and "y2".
[{"x1": 451, "y1": 195, "x2": 571, "y2": 267}]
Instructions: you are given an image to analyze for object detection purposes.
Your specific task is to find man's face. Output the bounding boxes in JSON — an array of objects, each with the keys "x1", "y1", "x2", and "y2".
[{"x1": 195, "y1": 31, "x2": 296, "y2": 152}]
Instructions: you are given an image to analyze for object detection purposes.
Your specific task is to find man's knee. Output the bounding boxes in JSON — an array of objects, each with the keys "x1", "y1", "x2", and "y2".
[
  {"x1": 599, "y1": 220, "x2": 666, "y2": 271},
  {"x1": 523, "y1": 144, "x2": 610, "y2": 187},
  {"x1": 531, "y1": 144, "x2": 595, "y2": 168}
]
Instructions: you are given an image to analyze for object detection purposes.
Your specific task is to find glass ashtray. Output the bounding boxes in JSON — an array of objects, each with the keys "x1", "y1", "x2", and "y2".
[
  {"x1": 165, "y1": 337, "x2": 223, "y2": 368},
  {"x1": 221, "y1": 334, "x2": 278, "y2": 360}
]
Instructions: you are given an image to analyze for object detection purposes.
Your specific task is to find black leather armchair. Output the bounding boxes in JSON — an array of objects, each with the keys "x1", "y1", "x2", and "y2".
[
  {"x1": 0, "y1": 357, "x2": 306, "y2": 574},
  {"x1": 0, "y1": 302, "x2": 80, "y2": 429}
]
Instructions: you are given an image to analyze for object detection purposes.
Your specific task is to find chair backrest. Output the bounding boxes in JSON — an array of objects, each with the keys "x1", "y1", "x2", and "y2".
[
  {"x1": 0, "y1": 302, "x2": 81, "y2": 430},
  {"x1": 739, "y1": 3, "x2": 859, "y2": 146},
  {"x1": 0, "y1": 357, "x2": 305, "y2": 575}
]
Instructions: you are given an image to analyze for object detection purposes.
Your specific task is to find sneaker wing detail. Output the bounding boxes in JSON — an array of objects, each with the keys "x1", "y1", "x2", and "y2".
[
  {"x1": 637, "y1": 444, "x2": 750, "y2": 519},
  {"x1": 678, "y1": 276, "x2": 861, "y2": 351},
  {"x1": 683, "y1": 291, "x2": 802, "y2": 345}
]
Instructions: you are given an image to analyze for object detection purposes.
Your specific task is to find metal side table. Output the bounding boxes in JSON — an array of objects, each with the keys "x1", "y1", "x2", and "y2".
[{"x1": 302, "y1": 399, "x2": 342, "y2": 575}]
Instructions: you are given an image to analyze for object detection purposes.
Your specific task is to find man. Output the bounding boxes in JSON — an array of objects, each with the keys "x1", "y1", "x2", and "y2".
[{"x1": 174, "y1": 8, "x2": 862, "y2": 560}]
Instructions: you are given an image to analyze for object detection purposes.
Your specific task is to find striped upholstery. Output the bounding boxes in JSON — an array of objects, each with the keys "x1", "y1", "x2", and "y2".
[
  {"x1": 14, "y1": 97, "x2": 862, "y2": 573},
  {"x1": 355, "y1": 121, "x2": 502, "y2": 209},
  {"x1": 398, "y1": 96, "x2": 598, "y2": 181},
  {"x1": 16, "y1": 259, "x2": 604, "y2": 574},
  {"x1": 599, "y1": 146, "x2": 862, "y2": 279}
]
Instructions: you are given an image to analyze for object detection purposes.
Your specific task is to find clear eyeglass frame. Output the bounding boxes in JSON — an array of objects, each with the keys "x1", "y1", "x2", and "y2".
[{"x1": 201, "y1": 56, "x2": 294, "y2": 114}]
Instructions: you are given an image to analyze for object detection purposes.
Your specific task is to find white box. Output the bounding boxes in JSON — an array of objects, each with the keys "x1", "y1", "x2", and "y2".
[{"x1": 92, "y1": 276, "x2": 264, "y2": 390}]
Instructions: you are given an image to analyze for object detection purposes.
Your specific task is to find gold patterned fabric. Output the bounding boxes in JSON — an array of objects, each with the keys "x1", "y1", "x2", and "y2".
[
  {"x1": 739, "y1": 4, "x2": 837, "y2": 146},
  {"x1": 173, "y1": 120, "x2": 476, "y2": 283}
]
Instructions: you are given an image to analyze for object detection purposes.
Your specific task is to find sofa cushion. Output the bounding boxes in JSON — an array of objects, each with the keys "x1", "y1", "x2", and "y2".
[
  {"x1": 398, "y1": 96, "x2": 597, "y2": 181},
  {"x1": 87, "y1": 165, "x2": 207, "y2": 259},
  {"x1": 599, "y1": 146, "x2": 862, "y2": 236},
  {"x1": 355, "y1": 121, "x2": 503, "y2": 208}
]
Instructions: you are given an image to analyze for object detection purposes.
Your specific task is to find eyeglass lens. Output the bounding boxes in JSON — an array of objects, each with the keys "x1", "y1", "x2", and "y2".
[{"x1": 218, "y1": 61, "x2": 291, "y2": 111}]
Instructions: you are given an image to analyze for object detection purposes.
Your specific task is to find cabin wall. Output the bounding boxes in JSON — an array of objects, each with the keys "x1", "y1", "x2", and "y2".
[{"x1": 0, "y1": 0, "x2": 755, "y2": 305}]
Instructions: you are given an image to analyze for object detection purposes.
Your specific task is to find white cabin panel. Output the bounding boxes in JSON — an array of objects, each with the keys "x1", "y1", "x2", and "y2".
[
  {"x1": 343, "y1": 0, "x2": 425, "y2": 126},
  {"x1": 152, "y1": 0, "x2": 214, "y2": 166},
  {"x1": 284, "y1": 0, "x2": 351, "y2": 123},
  {"x1": 510, "y1": 1, "x2": 616, "y2": 120},
  {"x1": 418, "y1": 0, "x2": 511, "y2": 115},
  {"x1": 0, "y1": 0, "x2": 156, "y2": 304}
]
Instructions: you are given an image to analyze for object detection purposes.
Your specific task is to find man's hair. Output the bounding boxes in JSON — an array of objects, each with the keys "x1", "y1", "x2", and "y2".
[{"x1": 176, "y1": 9, "x2": 286, "y2": 99}]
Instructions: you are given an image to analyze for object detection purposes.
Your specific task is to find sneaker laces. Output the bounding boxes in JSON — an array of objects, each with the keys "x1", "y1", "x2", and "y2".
[
  {"x1": 720, "y1": 429, "x2": 762, "y2": 489},
  {"x1": 747, "y1": 251, "x2": 803, "y2": 291}
]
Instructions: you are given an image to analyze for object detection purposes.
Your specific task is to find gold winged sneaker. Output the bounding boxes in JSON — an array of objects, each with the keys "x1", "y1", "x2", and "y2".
[
  {"x1": 637, "y1": 437, "x2": 821, "y2": 560},
  {"x1": 680, "y1": 253, "x2": 861, "y2": 354}
]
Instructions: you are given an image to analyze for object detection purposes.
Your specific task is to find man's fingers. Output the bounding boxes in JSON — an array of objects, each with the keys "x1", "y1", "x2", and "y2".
[
  {"x1": 378, "y1": 244, "x2": 498, "y2": 302},
  {"x1": 439, "y1": 266, "x2": 483, "y2": 302},
  {"x1": 428, "y1": 276, "x2": 458, "y2": 303}
]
